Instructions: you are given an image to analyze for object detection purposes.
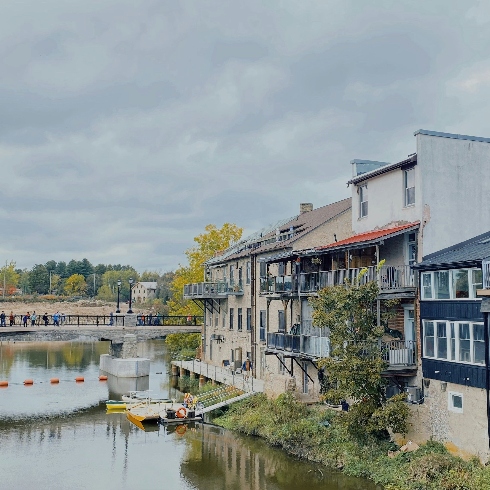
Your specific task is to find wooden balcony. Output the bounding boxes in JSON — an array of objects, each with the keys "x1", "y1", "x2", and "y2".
[{"x1": 183, "y1": 281, "x2": 244, "y2": 299}]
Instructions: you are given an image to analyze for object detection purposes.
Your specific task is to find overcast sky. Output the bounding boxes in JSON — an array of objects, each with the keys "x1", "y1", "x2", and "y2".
[{"x1": 1, "y1": 0, "x2": 490, "y2": 272}]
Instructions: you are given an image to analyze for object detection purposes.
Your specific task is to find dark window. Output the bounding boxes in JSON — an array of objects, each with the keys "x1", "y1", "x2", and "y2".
[
  {"x1": 229, "y1": 308, "x2": 234, "y2": 330},
  {"x1": 278, "y1": 262, "x2": 285, "y2": 275},
  {"x1": 246, "y1": 261, "x2": 251, "y2": 284},
  {"x1": 278, "y1": 310, "x2": 285, "y2": 332},
  {"x1": 359, "y1": 184, "x2": 368, "y2": 218},
  {"x1": 237, "y1": 308, "x2": 243, "y2": 331},
  {"x1": 260, "y1": 262, "x2": 267, "y2": 278},
  {"x1": 246, "y1": 308, "x2": 251, "y2": 331},
  {"x1": 260, "y1": 310, "x2": 266, "y2": 341}
]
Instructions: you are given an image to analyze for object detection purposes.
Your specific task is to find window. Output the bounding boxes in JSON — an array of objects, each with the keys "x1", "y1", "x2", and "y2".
[
  {"x1": 238, "y1": 267, "x2": 242, "y2": 288},
  {"x1": 422, "y1": 273, "x2": 432, "y2": 299},
  {"x1": 278, "y1": 262, "x2": 286, "y2": 276},
  {"x1": 246, "y1": 261, "x2": 251, "y2": 284},
  {"x1": 359, "y1": 185, "x2": 368, "y2": 218},
  {"x1": 404, "y1": 168, "x2": 415, "y2": 206},
  {"x1": 259, "y1": 262, "x2": 267, "y2": 278},
  {"x1": 259, "y1": 310, "x2": 266, "y2": 342},
  {"x1": 229, "y1": 308, "x2": 234, "y2": 330},
  {"x1": 424, "y1": 321, "x2": 435, "y2": 357},
  {"x1": 237, "y1": 308, "x2": 242, "y2": 331},
  {"x1": 407, "y1": 233, "x2": 417, "y2": 266},
  {"x1": 473, "y1": 323, "x2": 485, "y2": 364},
  {"x1": 278, "y1": 310, "x2": 285, "y2": 332},
  {"x1": 246, "y1": 308, "x2": 251, "y2": 331},
  {"x1": 448, "y1": 392, "x2": 463, "y2": 413},
  {"x1": 421, "y1": 268, "x2": 483, "y2": 300},
  {"x1": 424, "y1": 320, "x2": 484, "y2": 364},
  {"x1": 434, "y1": 271, "x2": 450, "y2": 299},
  {"x1": 229, "y1": 265, "x2": 235, "y2": 287}
]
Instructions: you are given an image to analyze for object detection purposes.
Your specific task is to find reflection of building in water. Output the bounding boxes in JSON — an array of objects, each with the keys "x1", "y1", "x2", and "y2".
[{"x1": 180, "y1": 425, "x2": 375, "y2": 490}]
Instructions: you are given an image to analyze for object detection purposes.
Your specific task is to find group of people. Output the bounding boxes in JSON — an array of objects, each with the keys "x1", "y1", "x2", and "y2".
[{"x1": 0, "y1": 310, "x2": 64, "y2": 327}]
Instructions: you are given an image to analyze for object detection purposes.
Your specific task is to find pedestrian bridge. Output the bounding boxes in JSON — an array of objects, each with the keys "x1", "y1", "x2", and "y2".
[{"x1": 0, "y1": 324, "x2": 201, "y2": 343}]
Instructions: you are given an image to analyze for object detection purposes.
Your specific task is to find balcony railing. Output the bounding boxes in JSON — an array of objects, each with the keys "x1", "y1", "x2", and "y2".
[
  {"x1": 183, "y1": 281, "x2": 243, "y2": 298},
  {"x1": 263, "y1": 265, "x2": 415, "y2": 295},
  {"x1": 267, "y1": 333, "x2": 416, "y2": 368}
]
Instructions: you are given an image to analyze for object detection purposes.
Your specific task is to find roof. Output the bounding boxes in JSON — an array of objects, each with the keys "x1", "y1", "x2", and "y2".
[
  {"x1": 136, "y1": 282, "x2": 158, "y2": 289},
  {"x1": 414, "y1": 129, "x2": 490, "y2": 144},
  {"x1": 206, "y1": 198, "x2": 352, "y2": 266},
  {"x1": 348, "y1": 154, "x2": 417, "y2": 185},
  {"x1": 314, "y1": 222, "x2": 420, "y2": 253},
  {"x1": 414, "y1": 230, "x2": 490, "y2": 271}
]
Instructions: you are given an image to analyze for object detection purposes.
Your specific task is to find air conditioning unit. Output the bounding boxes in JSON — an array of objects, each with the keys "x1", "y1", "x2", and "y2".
[{"x1": 406, "y1": 386, "x2": 422, "y2": 404}]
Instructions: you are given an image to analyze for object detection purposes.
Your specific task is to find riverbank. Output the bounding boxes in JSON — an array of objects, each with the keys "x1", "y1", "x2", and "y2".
[{"x1": 213, "y1": 393, "x2": 490, "y2": 490}]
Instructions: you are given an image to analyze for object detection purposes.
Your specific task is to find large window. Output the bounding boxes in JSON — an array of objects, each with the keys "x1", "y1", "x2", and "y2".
[
  {"x1": 246, "y1": 261, "x2": 251, "y2": 284},
  {"x1": 421, "y1": 268, "x2": 483, "y2": 300},
  {"x1": 259, "y1": 310, "x2": 266, "y2": 342},
  {"x1": 246, "y1": 308, "x2": 252, "y2": 331},
  {"x1": 423, "y1": 320, "x2": 484, "y2": 364},
  {"x1": 404, "y1": 168, "x2": 415, "y2": 206},
  {"x1": 359, "y1": 185, "x2": 368, "y2": 218},
  {"x1": 237, "y1": 308, "x2": 242, "y2": 331},
  {"x1": 229, "y1": 308, "x2": 234, "y2": 330}
]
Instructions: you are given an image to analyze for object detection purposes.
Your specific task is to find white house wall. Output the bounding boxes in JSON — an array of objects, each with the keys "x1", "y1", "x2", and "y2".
[{"x1": 418, "y1": 133, "x2": 490, "y2": 256}]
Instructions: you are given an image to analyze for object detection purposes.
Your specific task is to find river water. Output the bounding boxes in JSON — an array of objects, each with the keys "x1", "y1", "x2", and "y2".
[{"x1": 0, "y1": 340, "x2": 377, "y2": 490}]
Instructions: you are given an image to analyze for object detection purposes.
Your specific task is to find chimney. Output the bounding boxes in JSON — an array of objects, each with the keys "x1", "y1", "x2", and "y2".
[{"x1": 300, "y1": 203, "x2": 313, "y2": 214}]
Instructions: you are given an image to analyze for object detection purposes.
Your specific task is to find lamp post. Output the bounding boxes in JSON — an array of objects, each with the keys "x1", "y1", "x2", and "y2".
[
  {"x1": 116, "y1": 279, "x2": 121, "y2": 313},
  {"x1": 127, "y1": 278, "x2": 134, "y2": 314}
]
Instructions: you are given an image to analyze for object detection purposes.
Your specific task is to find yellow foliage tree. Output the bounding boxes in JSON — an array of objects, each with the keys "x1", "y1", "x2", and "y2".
[
  {"x1": 64, "y1": 274, "x2": 87, "y2": 296},
  {"x1": 168, "y1": 223, "x2": 243, "y2": 315},
  {"x1": 0, "y1": 261, "x2": 20, "y2": 295}
]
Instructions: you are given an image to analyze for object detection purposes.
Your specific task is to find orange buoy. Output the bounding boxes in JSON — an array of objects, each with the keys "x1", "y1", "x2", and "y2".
[
  {"x1": 175, "y1": 424, "x2": 187, "y2": 436},
  {"x1": 24, "y1": 379, "x2": 34, "y2": 385},
  {"x1": 99, "y1": 375, "x2": 108, "y2": 381},
  {"x1": 75, "y1": 376, "x2": 84, "y2": 382},
  {"x1": 50, "y1": 378, "x2": 60, "y2": 384},
  {"x1": 0, "y1": 381, "x2": 8, "y2": 387},
  {"x1": 176, "y1": 407, "x2": 187, "y2": 419}
]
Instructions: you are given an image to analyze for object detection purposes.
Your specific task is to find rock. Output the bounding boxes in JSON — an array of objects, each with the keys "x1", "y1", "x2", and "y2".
[{"x1": 400, "y1": 441, "x2": 419, "y2": 452}]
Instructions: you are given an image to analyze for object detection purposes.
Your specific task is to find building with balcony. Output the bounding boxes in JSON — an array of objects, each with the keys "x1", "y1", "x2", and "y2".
[
  {"x1": 184, "y1": 199, "x2": 352, "y2": 397},
  {"x1": 409, "y1": 230, "x2": 490, "y2": 459}
]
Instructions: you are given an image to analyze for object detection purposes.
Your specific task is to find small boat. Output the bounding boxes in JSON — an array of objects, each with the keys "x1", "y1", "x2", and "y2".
[
  {"x1": 106, "y1": 400, "x2": 129, "y2": 410},
  {"x1": 122, "y1": 390, "x2": 172, "y2": 404},
  {"x1": 126, "y1": 400, "x2": 161, "y2": 423}
]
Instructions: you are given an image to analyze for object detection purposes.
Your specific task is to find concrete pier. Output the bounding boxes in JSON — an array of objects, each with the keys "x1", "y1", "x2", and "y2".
[{"x1": 100, "y1": 334, "x2": 150, "y2": 378}]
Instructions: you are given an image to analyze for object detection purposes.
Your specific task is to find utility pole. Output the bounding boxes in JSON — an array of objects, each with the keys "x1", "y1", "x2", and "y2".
[
  {"x1": 49, "y1": 270, "x2": 52, "y2": 295},
  {"x1": 3, "y1": 260, "x2": 6, "y2": 298}
]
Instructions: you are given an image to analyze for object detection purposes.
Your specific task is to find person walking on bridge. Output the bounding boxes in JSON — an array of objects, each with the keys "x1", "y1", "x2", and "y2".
[
  {"x1": 42, "y1": 313, "x2": 49, "y2": 326},
  {"x1": 9, "y1": 311, "x2": 14, "y2": 326},
  {"x1": 0, "y1": 311, "x2": 5, "y2": 327},
  {"x1": 31, "y1": 311, "x2": 37, "y2": 327}
]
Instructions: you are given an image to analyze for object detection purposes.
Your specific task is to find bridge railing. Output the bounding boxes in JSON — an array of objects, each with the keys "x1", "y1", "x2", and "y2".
[{"x1": 2, "y1": 314, "x2": 204, "y2": 327}]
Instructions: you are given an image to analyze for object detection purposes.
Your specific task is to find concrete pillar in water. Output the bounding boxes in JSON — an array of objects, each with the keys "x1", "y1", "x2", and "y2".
[{"x1": 180, "y1": 367, "x2": 186, "y2": 377}]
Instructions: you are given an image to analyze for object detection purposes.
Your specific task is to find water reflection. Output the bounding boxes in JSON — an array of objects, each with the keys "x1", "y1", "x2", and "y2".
[{"x1": 0, "y1": 340, "x2": 376, "y2": 490}]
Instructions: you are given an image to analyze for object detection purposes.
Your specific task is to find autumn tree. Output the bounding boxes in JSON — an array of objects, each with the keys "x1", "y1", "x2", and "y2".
[
  {"x1": 97, "y1": 269, "x2": 139, "y2": 302},
  {"x1": 0, "y1": 261, "x2": 20, "y2": 295},
  {"x1": 168, "y1": 223, "x2": 243, "y2": 315},
  {"x1": 64, "y1": 274, "x2": 87, "y2": 296},
  {"x1": 310, "y1": 273, "x2": 409, "y2": 438}
]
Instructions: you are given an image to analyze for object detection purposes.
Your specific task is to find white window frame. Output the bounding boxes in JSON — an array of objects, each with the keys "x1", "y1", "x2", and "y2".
[
  {"x1": 420, "y1": 268, "x2": 482, "y2": 300},
  {"x1": 404, "y1": 168, "x2": 415, "y2": 207},
  {"x1": 422, "y1": 320, "x2": 485, "y2": 365},
  {"x1": 359, "y1": 184, "x2": 368, "y2": 218},
  {"x1": 448, "y1": 391, "x2": 463, "y2": 414}
]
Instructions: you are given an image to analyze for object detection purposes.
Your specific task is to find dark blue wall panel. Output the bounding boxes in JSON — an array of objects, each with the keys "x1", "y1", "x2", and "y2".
[
  {"x1": 422, "y1": 358, "x2": 487, "y2": 389},
  {"x1": 420, "y1": 301, "x2": 483, "y2": 321}
]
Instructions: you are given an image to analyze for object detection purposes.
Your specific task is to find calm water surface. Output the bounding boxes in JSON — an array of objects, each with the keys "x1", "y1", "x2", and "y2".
[{"x1": 0, "y1": 340, "x2": 377, "y2": 490}]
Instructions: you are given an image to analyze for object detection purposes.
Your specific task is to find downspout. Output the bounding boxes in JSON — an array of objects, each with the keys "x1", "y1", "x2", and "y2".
[
  {"x1": 485, "y1": 310, "x2": 490, "y2": 450},
  {"x1": 251, "y1": 254, "x2": 256, "y2": 379},
  {"x1": 376, "y1": 243, "x2": 381, "y2": 327}
]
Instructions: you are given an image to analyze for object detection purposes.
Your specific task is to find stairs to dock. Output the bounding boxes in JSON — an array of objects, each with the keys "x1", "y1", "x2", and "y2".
[{"x1": 199, "y1": 391, "x2": 256, "y2": 414}]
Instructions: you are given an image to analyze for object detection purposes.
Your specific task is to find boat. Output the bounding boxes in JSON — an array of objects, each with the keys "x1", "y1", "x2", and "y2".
[
  {"x1": 126, "y1": 400, "x2": 161, "y2": 423},
  {"x1": 121, "y1": 391, "x2": 172, "y2": 404},
  {"x1": 106, "y1": 400, "x2": 129, "y2": 410}
]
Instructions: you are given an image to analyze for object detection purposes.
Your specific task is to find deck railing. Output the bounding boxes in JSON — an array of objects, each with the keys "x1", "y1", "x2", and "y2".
[
  {"x1": 267, "y1": 333, "x2": 415, "y2": 367},
  {"x1": 264, "y1": 264, "x2": 415, "y2": 295},
  {"x1": 183, "y1": 281, "x2": 243, "y2": 298}
]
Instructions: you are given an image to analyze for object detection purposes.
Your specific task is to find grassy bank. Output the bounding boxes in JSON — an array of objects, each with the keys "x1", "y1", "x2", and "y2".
[{"x1": 213, "y1": 393, "x2": 490, "y2": 490}]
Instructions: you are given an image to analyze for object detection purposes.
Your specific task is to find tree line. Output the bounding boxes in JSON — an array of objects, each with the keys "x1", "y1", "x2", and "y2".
[{"x1": 1, "y1": 260, "x2": 174, "y2": 306}]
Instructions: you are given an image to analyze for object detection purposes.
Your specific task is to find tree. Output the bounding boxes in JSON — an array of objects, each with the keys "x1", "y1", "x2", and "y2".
[
  {"x1": 97, "y1": 269, "x2": 139, "y2": 302},
  {"x1": 64, "y1": 274, "x2": 87, "y2": 296},
  {"x1": 168, "y1": 223, "x2": 243, "y2": 315},
  {"x1": 29, "y1": 264, "x2": 50, "y2": 294},
  {"x1": 86, "y1": 273, "x2": 103, "y2": 297},
  {"x1": 55, "y1": 261, "x2": 68, "y2": 278},
  {"x1": 0, "y1": 261, "x2": 20, "y2": 295},
  {"x1": 310, "y1": 272, "x2": 408, "y2": 438}
]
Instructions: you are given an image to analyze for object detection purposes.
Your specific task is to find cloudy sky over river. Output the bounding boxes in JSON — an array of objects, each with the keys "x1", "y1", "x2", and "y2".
[{"x1": 1, "y1": 1, "x2": 490, "y2": 271}]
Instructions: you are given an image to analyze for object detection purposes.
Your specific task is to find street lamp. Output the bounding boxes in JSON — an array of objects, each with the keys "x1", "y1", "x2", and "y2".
[
  {"x1": 127, "y1": 278, "x2": 134, "y2": 314},
  {"x1": 116, "y1": 279, "x2": 121, "y2": 313}
]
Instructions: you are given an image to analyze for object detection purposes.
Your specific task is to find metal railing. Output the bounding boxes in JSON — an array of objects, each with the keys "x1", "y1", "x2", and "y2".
[
  {"x1": 0, "y1": 314, "x2": 204, "y2": 327},
  {"x1": 263, "y1": 264, "x2": 416, "y2": 295},
  {"x1": 267, "y1": 333, "x2": 415, "y2": 367},
  {"x1": 183, "y1": 281, "x2": 243, "y2": 298}
]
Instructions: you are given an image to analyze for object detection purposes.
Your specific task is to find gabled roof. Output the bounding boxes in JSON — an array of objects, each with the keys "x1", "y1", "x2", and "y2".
[
  {"x1": 206, "y1": 198, "x2": 352, "y2": 266},
  {"x1": 314, "y1": 222, "x2": 420, "y2": 253},
  {"x1": 137, "y1": 281, "x2": 158, "y2": 289},
  {"x1": 348, "y1": 154, "x2": 417, "y2": 186},
  {"x1": 414, "y1": 230, "x2": 490, "y2": 271}
]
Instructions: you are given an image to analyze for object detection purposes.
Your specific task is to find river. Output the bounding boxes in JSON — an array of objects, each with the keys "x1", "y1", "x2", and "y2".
[{"x1": 0, "y1": 339, "x2": 377, "y2": 489}]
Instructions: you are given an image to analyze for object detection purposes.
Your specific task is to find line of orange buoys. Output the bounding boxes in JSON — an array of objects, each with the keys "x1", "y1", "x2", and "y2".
[{"x1": 0, "y1": 375, "x2": 108, "y2": 387}]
